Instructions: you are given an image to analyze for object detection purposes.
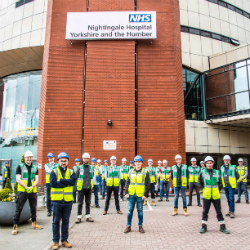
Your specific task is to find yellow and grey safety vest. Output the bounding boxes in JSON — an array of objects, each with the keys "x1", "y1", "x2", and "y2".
[
  {"x1": 220, "y1": 164, "x2": 237, "y2": 188},
  {"x1": 106, "y1": 166, "x2": 120, "y2": 187},
  {"x1": 128, "y1": 168, "x2": 147, "y2": 197},
  {"x1": 3, "y1": 166, "x2": 9, "y2": 179},
  {"x1": 237, "y1": 166, "x2": 248, "y2": 183},
  {"x1": 77, "y1": 164, "x2": 94, "y2": 191},
  {"x1": 45, "y1": 162, "x2": 59, "y2": 184},
  {"x1": 144, "y1": 166, "x2": 156, "y2": 183},
  {"x1": 172, "y1": 165, "x2": 187, "y2": 187},
  {"x1": 120, "y1": 165, "x2": 129, "y2": 180},
  {"x1": 188, "y1": 166, "x2": 201, "y2": 183},
  {"x1": 159, "y1": 166, "x2": 171, "y2": 181}
]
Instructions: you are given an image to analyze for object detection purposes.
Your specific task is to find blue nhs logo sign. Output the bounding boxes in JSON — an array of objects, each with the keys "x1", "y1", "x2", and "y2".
[{"x1": 129, "y1": 14, "x2": 151, "y2": 22}]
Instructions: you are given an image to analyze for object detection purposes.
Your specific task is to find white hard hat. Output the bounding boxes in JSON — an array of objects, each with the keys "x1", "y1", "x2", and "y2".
[
  {"x1": 158, "y1": 160, "x2": 162, "y2": 164},
  {"x1": 163, "y1": 160, "x2": 168, "y2": 164},
  {"x1": 200, "y1": 161, "x2": 205, "y2": 164},
  {"x1": 238, "y1": 158, "x2": 244, "y2": 162},
  {"x1": 110, "y1": 156, "x2": 117, "y2": 160},
  {"x1": 97, "y1": 159, "x2": 101, "y2": 163},
  {"x1": 24, "y1": 151, "x2": 33, "y2": 157},
  {"x1": 175, "y1": 154, "x2": 182, "y2": 160},
  {"x1": 223, "y1": 155, "x2": 231, "y2": 161},
  {"x1": 82, "y1": 153, "x2": 90, "y2": 159},
  {"x1": 122, "y1": 158, "x2": 127, "y2": 162},
  {"x1": 190, "y1": 157, "x2": 197, "y2": 162},
  {"x1": 204, "y1": 156, "x2": 214, "y2": 162},
  {"x1": 148, "y1": 159, "x2": 153, "y2": 162}
]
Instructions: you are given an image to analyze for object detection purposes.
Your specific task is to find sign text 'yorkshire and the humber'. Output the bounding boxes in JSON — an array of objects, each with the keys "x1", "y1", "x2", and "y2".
[{"x1": 66, "y1": 11, "x2": 157, "y2": 40}]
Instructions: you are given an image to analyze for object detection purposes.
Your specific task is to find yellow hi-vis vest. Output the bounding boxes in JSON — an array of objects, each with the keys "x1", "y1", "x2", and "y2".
[
  {"x1": 45, "y1": 163, "x2": 59, "y2": 183},
  {"x1": 237, "y1": 166, "x2": 248, "y2": 183},
  {"x1": 220, "y1": 164, "x2": 237, "y2": 188},
  {"x1": 128, "y1": 168, "x2": 147, "y2": 197},
  {"x1": 3, "y1": 166, "x2": 9, "y2": 179},
  {"x1": 188, "y1": 166, "x2": 201, "y2": 183},
  {"x1": 144, "y1": 167, "x2": 156, "y2": 183},
  {"x1": 106, "y1": 166, "x2": 120, "y2": 187},
  {"x1": 51, "y1": 168, "x2": 73, "y2": 202},
  {"x1": 159, "y1": 166, "x2": 171, "y2": 181},
  {"x1": 202, "y1": 168, "x2": 220, "y2": 200},
  {"x1": 120, "y1": 165, "x2": 129, "y2": 180},
  {"x1": 172, "y1": 165, "x2": 187, "y2": 187},
  {"x1": 17, "y1": 163, "x2": 38, "y2": 193},
  {"x1": 77, "y1": 164, "x2": 94, "y2": 191}
]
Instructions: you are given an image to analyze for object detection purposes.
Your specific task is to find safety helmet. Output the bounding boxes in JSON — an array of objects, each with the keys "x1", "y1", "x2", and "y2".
[
  {"x1": 75, "y1": 158, "x2": 80, "y2": 162},
  {"x1": 91, "y1": 158, "x2": 97, "y2": 162},
  {"x1": 82, "y1": 153, "x2": 90, "y2": 159},
  {"x1": 204, "y1": 156, "x2": 214, "y2": 162},
  {"x1": 238, "y1": 158, "x2": 244, "y2": 162},
  {"x1": 148, "y1": 159, "x2": 153, "y2": 162},
  {"x1": 47, "y1": 153, "x2": 54, "y2": 158},
  {"x1": 158, "y1": 160, "x2": 162, "y2": 164},
  {"x1": 110, "y1": 156, "x2": 117, "y2": 160},
  {"x1": 130, "y1": 160, "x2": 134, "y2": 164},
  {"x1": 163, "y1": 160, "x2": 168, "y2": 164},
  {"x1": 134, "y1": 155, "x2": 143, "y2": 162},
  {"x1": 122, "y1": 158, "x2": 127, "y2": 162},
  {"x1": 223, "y1": 155, "x2": 231, "y2": 161},
  {"x1": 104, "y1": 160, "x2": 108, "y2": 163},
  {"x1": 24, "y1": 151, "x2": 33, "y2": 157},
  {"x1": 97, "y1": 159, "x2": 101, "y2": 163},
  {"x1": 175, "y1": 154, "x2": 182, "y2": 160},
  {"x1": 190, "y1": 157, "x2": 197, "y2": 162},
  {"x1": 200, "y1": 161, "x2": 205, "y2": 164},
  {"x1": 57, "y1": 152, "x2": 69, "y2": 160}
]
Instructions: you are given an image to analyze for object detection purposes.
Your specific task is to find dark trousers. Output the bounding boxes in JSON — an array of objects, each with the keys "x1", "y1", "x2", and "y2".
[
  {"x1": 52, "y1": 202, "x2": 72, "y2": 243},
  {"x1": 46, "y1": 183, "x2": 52, "y2": 212},
  {"x1": 14, "y1": 192, "x2": 37, "y2": 224},
  {"x1": 3, "y1": 180, "x2": 6, "y2": 189},
  {"x1": 188, "y1": 182, "x2": 201, "y2": 205},
  {"x1": 102, "y1": 179, "x2": 106, "y2": 198},
  {"x1": 105, "y1": 186, "x2": 120, "y2": 211},
  {"x1": 202, "y1": 198, "x2": 224, "y2": 222},
  {"x1": 150, "y1": 183, "x2": 155, "y2": 199},
  {"x1": 94, "y1": 185, "x2": 99, "y2": 206},
  {"x1": 237, "y1": 182, "x2": 249, "y2": 201},
  {"x1": 73, "y1": 183, "x2": 77, "y2": 202},
  {"x1": 120, "y1": 179, "x2": 126, "y2": 199},
  {"x1": 77, "y1": 188, "x2": 91, "y2": 216}
]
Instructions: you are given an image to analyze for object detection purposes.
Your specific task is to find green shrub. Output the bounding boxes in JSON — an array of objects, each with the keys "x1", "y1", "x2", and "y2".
[
  {"x1": 21, "y1": 154, "x2": 25, "y2": 164},
  {"x1": 4, "y1": 178, "x2": 13, "y2": 191},
  {"x1": 0, "y1": 188, "x2": 13, "y2": 201}
]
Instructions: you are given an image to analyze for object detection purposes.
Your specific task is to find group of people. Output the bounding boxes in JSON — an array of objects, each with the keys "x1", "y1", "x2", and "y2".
[{"x1": 4, "y1": 150, "x2": 248, "y2": 249}]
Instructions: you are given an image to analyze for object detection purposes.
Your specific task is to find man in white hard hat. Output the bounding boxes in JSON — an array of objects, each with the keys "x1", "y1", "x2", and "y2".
[
  {"x1": 12, "y1": 151, "x2": 43, "y2": 235},
  {"x1": 187, "y1": 157, "x2": 202, "y2": 207},
  {"x1": 171, "y1": 154, "x2": 188, "y2": 216},
  {"x1": 220, "y1": 155, "x2": 239, "y2": 218},
  {"x1": 103, "y1": 156, "x2": 123, "y2": 215},
  {"x1": 120, "y1": 158, "x2": 129, "y2": 202},
  {"x1": 236, "y1": 158, "x2": 249, "y2": 204},
  {"x1": 198, "y1": 156, "x2": 230, "y2": 234},
  {"x1": 158, "y1": 160, "x2": 171, "y2": 202},
  {"x1": 200, "y1": 161, "x2": 205, "y2": 170}
]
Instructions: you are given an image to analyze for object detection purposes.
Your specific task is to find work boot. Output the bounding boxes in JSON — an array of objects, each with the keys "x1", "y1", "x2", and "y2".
[
  {"x1": 198, "y1": 204, "x2": 202, "y2": 207},
  {"x1": 225, "y1": 211, "x2": 230, "y2": 216},
  {"x1": 230, "y1": 212, "x2": 235, "y2": 219},
  {"x1": 52, "y1": 242, "x2": 59, "y2": 250},
  {"x1": 158, "y1": 198, "x2": 163, "y2": 202},
  {"x1": 187, "y1": 203, "x2": 192, "y2": 206},
  {"x1": 235, "y1": 200, "x2": 241, "y2": 203},
  {"x1": 143, "y1": 200, "x2": 147, "y2": 206},
  {"x1": 166, "y1": 198, "x2": 169, "y2": 202},
  {"x1": 220, "y1": 224, "x2": 230, "y2": 234},
  {"x1": 183, "y1": 208, "x2": 188, "y2": 216},
  {"x1": 86, "y1": 217, "x2": 94, "y2": 222},
  {"x1": 172, "y1": 208, "x2": 178, "y2": 216},
  {"x1": 95, "y1": 205, "x2": 100, "y2": 208},
  {"x1": 200, "y1": 224, "x2": 207, "y2": 234},
  {"x1": 75, "y1": 218, "x2": 81, "y2": 224},
  {"x1": 62, "y1": 241, "x2": 72, "y2": 248},
  {"x1": 31, "y1": 221, "x2": 43, "y2": 229},
  {"x1": 117, "y1": 210, "x2": 123, "y2": 215},
  {"x1": 124, "y1": 226, "x2": 131, "y2": 234},
  {"x1": 139, "y1": 226, "x2": 145, "y2": 233},
  {"x1": 152, "y1": 200, "x2": 156, "y2": 206},
  {"x1": 247, "y1": 200, "x2": 249, "y2": 204},
  {"x1": 47, "y1": 212, "x2": 52, "y2": 217},
  {"x1": 103, "y1": 211, "x2": 107, "y2": 215},
  {"x1": 11, "y1": 224, "x2": 18, "y2": 235}
]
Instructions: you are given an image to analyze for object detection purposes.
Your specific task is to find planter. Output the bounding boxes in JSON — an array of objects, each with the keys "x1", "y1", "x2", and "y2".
[{"x1": 0, "y1": 201, "x2": 30, "y2": 226}]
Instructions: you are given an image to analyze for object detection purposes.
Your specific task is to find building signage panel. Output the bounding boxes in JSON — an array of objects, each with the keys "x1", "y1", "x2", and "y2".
[
  {"x1": 66, "y1": 11, "x2": 157, "y2": 40},
  {"x1": 103, "y1": 140, "x2": 117, "y2": 150}
]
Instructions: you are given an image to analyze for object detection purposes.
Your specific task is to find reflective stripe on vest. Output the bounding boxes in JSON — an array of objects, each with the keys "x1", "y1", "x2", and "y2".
[
  {"x1": 45, "y1": 163, "x2": 59, "y2": 184},
  {"x1": 188, "y1": 166, "x2": 201, "y2": 183},
  {"x1": 77, "y1": 164, "x2": 93, "y2": 191},
  {"x1": 145, "y1": 167, "x2": 156, "y2": 183},
  {"x1": 106, "y1": 166, "x2": 120, "y2": 187},
  {"x1": 237, "y1": 166, "x2": 247, "y2": 183},
  {"x1": 51, "y1": 168, "x2": 73, "y2": 202},
  {"x1": 159, "y1": 167, "x2": 171, "y2": 181},
  {"x1": 172, "y1": 165, "x2": 187, "y2": 187},
  {"x1": 221, "y1": 165, "x2": 237, "y2": 188},
  {"x1": 128, "y1": 168, "x2": 147, "y2": 197}
]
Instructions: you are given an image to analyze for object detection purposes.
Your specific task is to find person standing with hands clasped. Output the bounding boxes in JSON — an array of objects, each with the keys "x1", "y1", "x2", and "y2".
[{"x1": 124, "y1": 155, "x2": 150, "y2": 234}]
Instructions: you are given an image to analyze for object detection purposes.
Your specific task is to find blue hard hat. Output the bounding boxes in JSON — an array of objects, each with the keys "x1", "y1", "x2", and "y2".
[
  {"x1": 57, "y1": 152, "x2": 69, "y2": 160},
  {"x1": 134, "y1": 155, "x2": 143, "y2": 162},
  {"x1": 104, "y1": 160, "x2": 108, "y2": 163},
  {"x1": 75, "y1": 158, "x2": 80, "y2": 162},
  {"x1": 91, "y1": 158, "x2": 97, "y2": 162},
  {"x1": 47, "y1": 153, "x2": 54, "y2": 158},
  {"x1": 130, "y1": 160, "x2": 134, "y2": 164}
]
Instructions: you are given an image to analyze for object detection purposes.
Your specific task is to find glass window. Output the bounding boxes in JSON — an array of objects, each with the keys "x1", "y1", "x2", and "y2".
[
  {"x1": 189, "y1": 28, "x2": 200, "y2": 35},
  {"x1": 233, "y1": 66, "x2": 248, "y2": 93}
]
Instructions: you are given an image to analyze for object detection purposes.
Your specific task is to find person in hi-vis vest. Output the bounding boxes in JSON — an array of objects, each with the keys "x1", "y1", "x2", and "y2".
[
  {"x1": 73, "y1": 158, "x2": 81, "y2": 203},
  {"x1": 12, "y1": 151, "x2": 43, "y2": 235},
  {"x1": 120, "y1": 158, "x2": 129, "y2": 201},
  {"x1": 2, "y1": 161, "x2": 11, "y2": 189},
  {"x1": 44, "y1": 153, "x2": 59, "y2": 216},
  {"x1": 91, "y1": 158, "x2": 101, "y2": 208}
]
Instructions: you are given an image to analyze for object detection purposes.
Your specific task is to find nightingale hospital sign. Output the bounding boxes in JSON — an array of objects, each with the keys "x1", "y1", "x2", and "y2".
[{"x1": 66, "y1": 11, "x2": 157, "y2": 40}]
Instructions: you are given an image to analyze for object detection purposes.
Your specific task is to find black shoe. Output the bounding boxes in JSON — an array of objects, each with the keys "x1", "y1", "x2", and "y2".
[
  {"x1": 158, "y1": 198, "x2": 163, "y2": 202},
  {"x1": 220, "y1": 224, "x2": 230, "y2": 234},
  {"x1": 198, "y1": 204, "x2": 202, "y2": 207},
  {"x1": 166, "y1": 198, "x2": 169, "y2": 202},
  {"x1": 187, "y1": 203, "x2": 192, "y2": 206},
  {"x1": 96, "y1": 205, "x2": 100, "y2": 208},
  {"x1": 73, "y1": 201, "x2": 76, "y2": 203},
  {"x1": 47, "y1": 212, "x2": 51, "y2": 217},
  {"x1": 235, "y1": 200, "x2": 241, "y2": 203},
  {"x1": 200, "y1": 224, "x2": 207, "y2": 234},
  {"x1": 247, "y1": 201, "x2": 249, "y2": 204}
]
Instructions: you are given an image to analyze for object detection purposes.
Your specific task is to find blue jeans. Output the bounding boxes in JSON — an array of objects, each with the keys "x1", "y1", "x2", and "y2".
[
  {"x1": 237, "y1": 182, "x2": 249, "y2": 201},
  {"x1": 160, "y1": 181, "x2": 169, "y2": 198},
  {"x1": 100, "y1": 178, "x2": 103, "y2": 195},
  {"x1": 73, "y1": 183, "x2": 77, "y2": 202},
  {"x1": 52, "y1": 202, "x2": 72, "y2": 243},
  {"x1": 94, "y1": 185, "x2": 99, "y2": 206},
  {"x1": 224, "y1": 186, "x2": 235, "y2": 213},
  {"x1": 127, "y1": 195, "x2": 143, "y2": 226},
  {"x1": 174, "y1": 185, "x2": 187, "y2": 208}
]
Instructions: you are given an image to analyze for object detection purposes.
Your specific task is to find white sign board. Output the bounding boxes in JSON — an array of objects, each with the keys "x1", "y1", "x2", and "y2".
[
  {"x1": 66, "y1": 11, "x2": 157, "y2": 40},
  {"x1": 103, "y1": 140, "x2": 117, "y2": 150}
]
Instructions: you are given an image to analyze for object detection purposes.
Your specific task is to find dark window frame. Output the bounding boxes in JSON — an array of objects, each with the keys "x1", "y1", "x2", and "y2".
[{"x1": 16, "y1": 0, "x2": 34, "y2": 8}]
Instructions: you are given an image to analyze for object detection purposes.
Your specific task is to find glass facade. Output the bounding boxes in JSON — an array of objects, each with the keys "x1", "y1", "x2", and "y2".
[
  {"x1": 0, "y1": 71, "x2": 42, "y2": 182},
  {"x1": 206, "y1": 59, "x2": 250, "y2": 118}
]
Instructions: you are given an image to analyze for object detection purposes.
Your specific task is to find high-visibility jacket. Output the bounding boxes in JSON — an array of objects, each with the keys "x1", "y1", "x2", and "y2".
[
  {"x1": 51, "y1": 168, "x2": 73, "y2": 202},
  {"x1": 236, "y1": 166, "x2": 248, "y2": 183},
  {"x1": 145, "y1": 167, "x2": 156, "y2": 183},
  {"x1": 73, "y1": 165, "x2": 79, "y2": 173},
  {"x1": 172, "y1": 164, "x2": 187, "y2": 187},
  {"x1": 101, "y1": 165, "x2": 106, "y2": 180},
  {"x1": 159, "y1": 166, "x2": 171, "y2": 181},
  {"x1": 120, "y1": 165, "x2": 129, "y2": 180},
  {"x1": 77, "y1": 164, "x2": 93, "y2": 191},
  {"x1": 201, "y1": 168, "x2": 220, "y2": 200},
  {"x1": 156, "y1": 166, "x2": 161, "y2": 178},
  {"x1": 220, "y1": 164, "x2": 237, "y2": 188},
  {"x1": 92, "y1": 165, "x2": 100, "y2": 185},
  {"x1": 45, "y1": 162, "x2": 59, "y2": 184},
  {"x1": 106, "y1": 166, "x2": 120, "y2": 187},
  {"x1": 128, "y1": 168, "x2": 148, "y2": 197},
  {"x1": 188, "y1": 166, "x2": 201, "y2": 183},
  {"x1": 3, "y1": 166, "x2": 10, "y2": 180},
  {"x1": 18, "y1": 163, "x2": 38, "y2": 193}
]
